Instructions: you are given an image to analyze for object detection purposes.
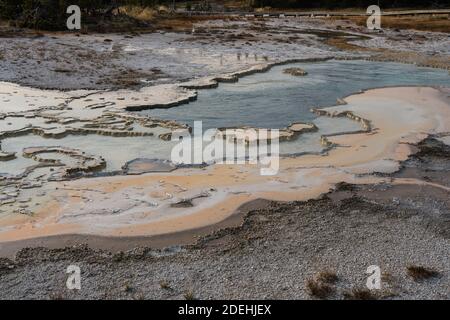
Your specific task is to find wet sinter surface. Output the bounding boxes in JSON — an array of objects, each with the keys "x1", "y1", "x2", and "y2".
[
  {"x1": 1, "y1": 60, "x2": 450, "y2": 176},
  {"x1": 143, "y1": 60, "x2": 450, "y2": 129}
]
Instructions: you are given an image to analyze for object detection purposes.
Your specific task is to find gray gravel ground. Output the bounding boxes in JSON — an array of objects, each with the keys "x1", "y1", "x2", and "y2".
[{"x1": 0, "y1": 20, "x2": 338, "y2": 90}]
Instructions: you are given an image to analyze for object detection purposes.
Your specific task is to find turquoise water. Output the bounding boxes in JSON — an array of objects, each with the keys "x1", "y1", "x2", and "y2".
[{"x1": 141, "y1": 60, "x2": 450, "y2": 129}]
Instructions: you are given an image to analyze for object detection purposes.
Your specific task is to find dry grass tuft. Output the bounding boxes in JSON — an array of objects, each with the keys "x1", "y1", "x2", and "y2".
[
  {"x1": 119, "y1": 6, "x2": 156, "y2": 21},
  {"x1": 123, "y1": 281, "x2": 133, "y2": 293},
  {"x1": 406, "y1": 265, "x2": 439, "y2": 281},
  {"x1": 159, "y1": 280, "x2": 171, "y2": 290},
  {"x1": 316, "y1": 270, "x2": 339, "y2": 284},
  {"x1": 344, "y1": 288, "x2": 378, "y2": 300},
  {"x1": 306, "y1": 279, "x2": 334, "y2": 299},
  {"x1": 184, "y1": 290, "x2": 196, "y2": 300},
  {"x1": 325, "y1": 37, "x2": 373, "y2": 52},
  {"x1": 306, "y1": 269, "x2": 339, "y2": 299},
  {"x1": 381, "y1": 271, "x2": 395, "y2": 284}
]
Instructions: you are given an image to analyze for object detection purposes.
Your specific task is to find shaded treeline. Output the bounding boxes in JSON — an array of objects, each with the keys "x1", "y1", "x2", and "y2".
[
  {"x1": 0, "y1": 1, "x2": 448, "y2": 30},
  {"x1": 250, "y1": 0, "x2": 450, "y2": 9},
  {"x1": 0, "y1": 0, "x2": 169, "y2": 29}
]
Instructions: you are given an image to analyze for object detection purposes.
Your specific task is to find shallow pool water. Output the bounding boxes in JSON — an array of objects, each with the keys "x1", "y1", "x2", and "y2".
[
  {"x1": 1, "y1": 60, "x2": 449, "y2": 175},
  {"x1": 0, "y1": 115, "x2": 361, "y2": 176},
  {"x1": 0, "y1": 134, "x2": 178, "y2": 175},
  {"x1": 141, "y1": 60, "x2": 450, "y2": 129}
]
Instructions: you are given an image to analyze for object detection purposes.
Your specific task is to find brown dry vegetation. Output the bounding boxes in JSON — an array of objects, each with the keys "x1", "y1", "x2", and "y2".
[
  {"x1": 305, "y1": 270, "x2": 339, "y2": 299},
  {"x1": 347, "y1": 15, "x2": 450, "y2": 33},
  {"x1": 184, "y1": 290, "x2": 196, "y2": 300},
  {"x1": 321, "y1": 23, "x2": 450, "y2": 70},
  {"x1": 325, "y1": 37, "x2": 375, "y2": 51},
  {"x1": 152, "y1": 14, "x2": 231, "y2": 32},
  {"x1": 406, "y1": 265, "x2": 440, "y2": 281},
  {"x1": 159, "y1": 280, "x2": 170, "y2": 289},
  {"x1": 344, "y1": 288, "x2": 378, "y2": 300},
  {"x1": 306, "y1": 279, "x2": 335, "y2": 299},
  {"x1": 118, "y1": 6, "x2": 157, "y2": 21},
  {"x1": 316, "y1": 270, "x2": 339, "y2": 284}
]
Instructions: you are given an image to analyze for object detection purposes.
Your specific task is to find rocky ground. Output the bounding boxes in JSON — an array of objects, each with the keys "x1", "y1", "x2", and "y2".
[
  {"x1": 0, "y1": 16, "x2": 449, "y2": 91},
  {"x1": 0, "y1": 138, "x2": 448, "y2": 300}
]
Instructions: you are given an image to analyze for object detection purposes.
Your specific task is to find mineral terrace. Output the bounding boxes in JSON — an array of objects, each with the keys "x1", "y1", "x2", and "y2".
[{"x1": 0, "y1": 15, "x2": 449, "y2": 300}]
